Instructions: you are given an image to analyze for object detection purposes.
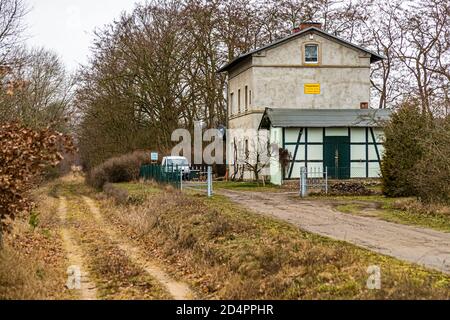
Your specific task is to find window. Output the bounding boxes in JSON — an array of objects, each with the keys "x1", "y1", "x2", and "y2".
[
  {"x1": 167, "y1": 158, "x2": 189, "y2": 166},
  {"x1": 245, "y1": 86, "x2": 248, "y2": 111},
  {"x1": 305, "y1": 44, "x2": 319, "y2": 64},
  {"x1": 238, "y1": 89, "x2": 241, "y2": 113},
  {"x1": 230, "y1": 93, "x2": 234, "y2": 114}
]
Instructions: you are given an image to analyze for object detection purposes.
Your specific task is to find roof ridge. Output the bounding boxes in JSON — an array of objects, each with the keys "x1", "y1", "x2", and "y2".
[
  {"x1": 259, "y1": 107, "x2": 392, "y2": 130},
  {"x1": 218, "y1": 27, "x2": 385, "y2": 73}
]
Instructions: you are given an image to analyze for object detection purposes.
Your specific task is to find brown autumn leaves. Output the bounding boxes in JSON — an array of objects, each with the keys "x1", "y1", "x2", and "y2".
[{"x1": 0, "y1": 123, "x2": 74, "y2": 244}]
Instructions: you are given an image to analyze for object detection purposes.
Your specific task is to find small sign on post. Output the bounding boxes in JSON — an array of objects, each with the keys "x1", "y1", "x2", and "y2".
[{"x1": 150, "y1": 152, "x2": 158, "y2": 163}]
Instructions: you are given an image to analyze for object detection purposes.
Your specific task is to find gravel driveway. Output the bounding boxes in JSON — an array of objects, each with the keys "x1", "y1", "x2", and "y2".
[{"x1": 220, "y1": 190, "x2": 450, "y2": 274}]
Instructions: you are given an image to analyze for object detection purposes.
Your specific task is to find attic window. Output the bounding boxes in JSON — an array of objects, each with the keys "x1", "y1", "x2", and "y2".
[{"x1": 305, "y1": 44, "x2": 319, "y2": 63}]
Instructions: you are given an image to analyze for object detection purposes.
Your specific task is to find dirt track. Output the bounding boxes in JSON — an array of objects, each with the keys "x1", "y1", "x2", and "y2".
[
  {"x1": 58, "y1": 197, "x2": 98, "y2": 300},
  {"x1": 220, "y1": 190, "x2": 450, "y2": 274},
  {"x1": 82, "y1": 196, "x2": 193, "y2": 300},
  {"x1": 55, "y1": 177, "x2": 193, "y2": 300}
]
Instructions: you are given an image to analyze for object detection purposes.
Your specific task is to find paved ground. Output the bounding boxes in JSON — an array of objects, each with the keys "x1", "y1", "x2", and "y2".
[{"x1": 220, "y1": 190, "x2": 450, "y2": 274}]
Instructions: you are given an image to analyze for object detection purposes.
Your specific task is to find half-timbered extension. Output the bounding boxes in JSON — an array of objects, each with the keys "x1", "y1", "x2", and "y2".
[{"x1": 259, "y1": 108, "x2": 391, "y2": 184}]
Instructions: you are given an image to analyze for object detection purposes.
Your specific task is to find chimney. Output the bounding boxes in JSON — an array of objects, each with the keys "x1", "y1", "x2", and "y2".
[
  {"x1": 360, "y1": 102, "x2": 369, "y2": 110},
  {"x1": 293, "y1": 22, "x2": 322, "y2": 33}
]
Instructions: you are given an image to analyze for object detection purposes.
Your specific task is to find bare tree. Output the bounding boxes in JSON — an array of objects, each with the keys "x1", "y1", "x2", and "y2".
[
  {"x1": 0, "y1": 0, "x2": 27, "y2": 64},
  {"x1": 75, "y1": 0, "x2": 450, "y2": 170},
  {"x1": 392, "y1": 0, "x2": 450, "y2": 115},
  {"x1": 0, "y1": 47, "x2": 74, "y2": 131},
  {"x1": 234, "y1": 133, "x2": 277, "y2": 183}
]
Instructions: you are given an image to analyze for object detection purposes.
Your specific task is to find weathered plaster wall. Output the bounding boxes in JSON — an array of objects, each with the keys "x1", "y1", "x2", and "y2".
[
  {"x1": 227, "y1": 112, "x2": 268, "y2": 180},
  {"x1": 228, "y1": 59, "x2": 254, "y2": 115}
]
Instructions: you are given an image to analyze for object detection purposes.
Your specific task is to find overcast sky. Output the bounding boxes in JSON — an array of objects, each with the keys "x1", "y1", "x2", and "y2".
[{"x1": 25, "y1": 0, "x2": 138, "y2": 72}]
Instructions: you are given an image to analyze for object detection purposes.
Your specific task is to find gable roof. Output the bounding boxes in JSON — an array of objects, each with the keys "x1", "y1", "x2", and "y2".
[
  {"x1": 218, "y1": 27, "x2": 385, "y2": 73},
  {"x1": 259, "y1": 108, "x2": 392, "y2": 130}
]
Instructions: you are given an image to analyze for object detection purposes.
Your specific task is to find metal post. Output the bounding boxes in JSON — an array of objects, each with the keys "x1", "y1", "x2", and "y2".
[
  {"x1": 180, "y1": 168, "x2": 183, "y2": 191},
  {"x1": 325, "y1": 167, "x2": 328, "y2": 195},
  {"x1": 207, "y1": 166, "x2": 213, "y2": 197},
  {"x1": 210, "y1": 167, "x2": 213, "y2": 194},
  {"x1": 299, "y1": 168, "x2": 302, "y2": 196},
  {"x1": 300, "y1": 167, "x2": 307, "y2": 198}
]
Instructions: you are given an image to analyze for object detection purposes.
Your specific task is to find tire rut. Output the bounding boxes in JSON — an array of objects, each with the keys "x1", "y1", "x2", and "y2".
[
  {"x1": 82, "y1": 196, "x2": 193, "y2": 300},
  {"x1": 58, "y1": 197, "x2": 98, "y2": 300}
]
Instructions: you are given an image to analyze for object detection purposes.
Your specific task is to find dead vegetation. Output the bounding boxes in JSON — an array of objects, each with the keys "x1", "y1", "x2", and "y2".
[
  {"x1": 0, "y1": 184, "x2": 72, "y2": 300},
  {"x1": 392, "y1": 198, "x2": 450, "y2": 217},
  {"x1": 86, "y1": 151, "x2": 151, "y2": 190},
  {"x1": 101, "y1": 182, "x2": 450, "y2": 300},
  {"x1": 0, "y1": 122, "x2": 74, "y2": 246},
  {"x1": 60, "y1": 186, "x2": 171, "y2": 300}
]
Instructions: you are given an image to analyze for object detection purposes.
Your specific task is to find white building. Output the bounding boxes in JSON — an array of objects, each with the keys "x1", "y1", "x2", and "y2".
[{"x1": 219, "y1": 22, "x2": 391, "y2": 184}]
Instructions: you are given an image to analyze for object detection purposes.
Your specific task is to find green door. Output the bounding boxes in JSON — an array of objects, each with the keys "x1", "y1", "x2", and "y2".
[{"x1": 323, "y1": 136, "x2": 350, "y2": 179}]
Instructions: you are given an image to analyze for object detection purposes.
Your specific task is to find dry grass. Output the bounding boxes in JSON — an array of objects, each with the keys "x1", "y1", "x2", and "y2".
[
  {"x1": 0, "y1": 243, "x2": 68, "y2": 300},
  {"x1": 102, "y1": 183, "x2": 450, "y2": 300},
  {"x1": 0, "y1": 183, "x2": 72, "y2": 300},
  {"x1": 331, "y1": 196, "x2": 450, "y2": 233},
  {"x1": 392, "y1": 198, "x2": 450, "y2": 216},
  {"x1": 60, "y1": 187, "x2": 171, "y2": 300}
]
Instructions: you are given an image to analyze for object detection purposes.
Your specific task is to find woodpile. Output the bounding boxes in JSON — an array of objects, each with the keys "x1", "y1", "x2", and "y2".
[{"x1": 328, "y1": 182, "x2": 375, "y2": 196}]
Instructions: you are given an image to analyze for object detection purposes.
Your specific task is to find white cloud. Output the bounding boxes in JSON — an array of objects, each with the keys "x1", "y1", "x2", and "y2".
[{"x1": 25, "y1": 0, "x2": 138, "y2": 71}]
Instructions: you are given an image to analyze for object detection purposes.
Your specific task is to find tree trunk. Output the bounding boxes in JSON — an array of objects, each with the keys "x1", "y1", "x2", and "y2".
[{"x1": 0, "y1": 224, "x2": 3, "y2": 250}]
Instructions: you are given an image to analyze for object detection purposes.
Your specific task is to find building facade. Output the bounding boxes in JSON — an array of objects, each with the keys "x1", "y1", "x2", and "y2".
[{"x1": 219, "y1": 23, "x2": 391, "y2": 184}]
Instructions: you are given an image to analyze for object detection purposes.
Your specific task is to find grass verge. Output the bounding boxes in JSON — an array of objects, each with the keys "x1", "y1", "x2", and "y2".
[
  {"x1": 213, "y1": 181, "x2": 280, "y2": 192},
  {"x1": 323, "y1": 195, "x2": 450, "y2": 233},
  {"x1": 103, "y1": 182, "x2": 450, "y2": 299},
  {"x1": 0, "y1": 182, "x2": 73, "y2": 300}
]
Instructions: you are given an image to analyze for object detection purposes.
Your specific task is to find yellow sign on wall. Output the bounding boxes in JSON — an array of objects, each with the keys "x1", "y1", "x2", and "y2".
[{"x1": 304, "y1": 83, "x2": 321, "y2": 94}]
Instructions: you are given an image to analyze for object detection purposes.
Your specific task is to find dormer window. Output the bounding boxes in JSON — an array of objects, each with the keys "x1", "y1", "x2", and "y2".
[{"x1": 305, "y1": 44, "x2": 319, "y2": 64}]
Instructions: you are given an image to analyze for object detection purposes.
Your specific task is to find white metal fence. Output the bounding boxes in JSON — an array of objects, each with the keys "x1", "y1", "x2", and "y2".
[
  {"x1": 300, "y1": 167, "x2": 328, "y2": 197},
  {"x1": 182, "y1": 165, "x2": 213, "y2": 197}
]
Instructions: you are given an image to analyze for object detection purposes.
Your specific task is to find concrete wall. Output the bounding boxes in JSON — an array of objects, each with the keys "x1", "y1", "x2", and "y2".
[
  {"x1": 227, "y1": 112, "x2": 268, "y2": 180},
  {"x1": 228, "y1": 58, "x2": 253, "y2": 116},
  {"x1": 251, "y1": 32, "x2": 371, "y2": 110},
  {"x1": 227, "y1": 31, "x2": 372, "y2": 116}
]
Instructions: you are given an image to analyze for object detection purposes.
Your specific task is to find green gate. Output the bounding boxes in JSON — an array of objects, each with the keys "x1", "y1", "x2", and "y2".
[
  {"x1": 323, "y1": 136, "x2": 350, "y2": 179},
  {"x1": 139, "y1": 164, "x2": 181, "y2": 189}
]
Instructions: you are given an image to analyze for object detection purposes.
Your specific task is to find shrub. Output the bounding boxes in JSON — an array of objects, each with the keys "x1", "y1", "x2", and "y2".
[
  {"x1": 381, "y1": 102, "x2": 450, "y2": 204},
  {"x1": 103, "y1": 183, "x2": 129, "y2": 204},
  {"x1": 411, "y1": 117, "x2": 450, "y2": 204},
  {"x1": 381, "y1": 103, "x2": 430, "y2": 197},
  {"x1": 0, "y1": 122, "x2": 74, "y2": 246},
  {"x1": 86, "y1": 151, "x2": 150, "y2": 189}
]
